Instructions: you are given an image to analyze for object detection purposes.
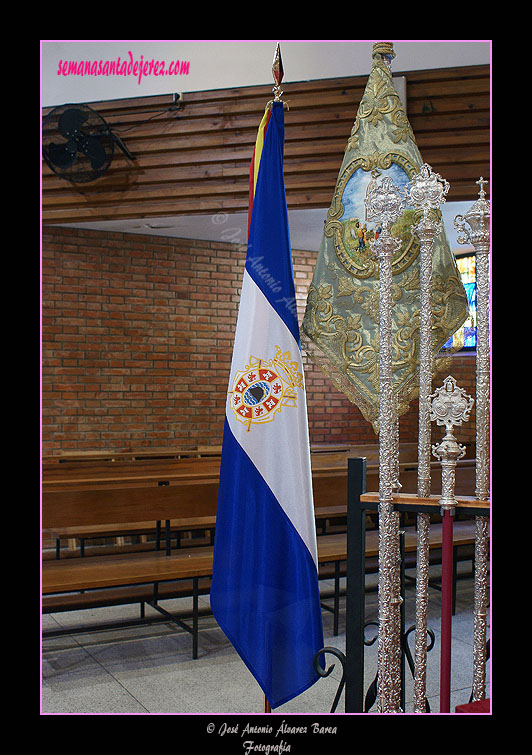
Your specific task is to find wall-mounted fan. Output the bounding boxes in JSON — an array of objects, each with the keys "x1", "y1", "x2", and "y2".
[{"x1": 42, "y1": 103, "x2": 135, "y2": 183}]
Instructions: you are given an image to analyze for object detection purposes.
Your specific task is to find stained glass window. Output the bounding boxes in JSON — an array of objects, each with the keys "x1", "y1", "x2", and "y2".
[{"x1": 443, "y1": 253, "x2": 477, "y2": 350}]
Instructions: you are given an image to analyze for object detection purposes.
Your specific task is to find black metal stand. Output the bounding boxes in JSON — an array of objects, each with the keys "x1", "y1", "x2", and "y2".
[
  {"x1": 148, "y1": 576, "x2": 200, "y2": 658},
  {"x1": 345, "y1": 457, "x2": 367, "y2": 712},
  {"x1": 313, "y1": 456, "x2": 489, "y2": 713},
  {"x1": 313, "y1": 457, "x2": 368, "y2": 713}
]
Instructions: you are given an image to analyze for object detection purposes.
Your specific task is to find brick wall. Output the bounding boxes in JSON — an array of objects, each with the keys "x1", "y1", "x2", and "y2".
[{"x1": 41, "y1": 227, "x2": 477, "y2": 456}]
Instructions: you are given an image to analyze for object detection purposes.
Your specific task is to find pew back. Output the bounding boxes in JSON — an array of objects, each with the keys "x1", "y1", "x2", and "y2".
[{"x1": 42, "y1": 443, "x2": 475, "y2": 532}]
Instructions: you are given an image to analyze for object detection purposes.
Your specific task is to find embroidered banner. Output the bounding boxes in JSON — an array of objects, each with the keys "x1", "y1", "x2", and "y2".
[{"x1": 301, "y1": 42, "x2": 469, "y2": 431}]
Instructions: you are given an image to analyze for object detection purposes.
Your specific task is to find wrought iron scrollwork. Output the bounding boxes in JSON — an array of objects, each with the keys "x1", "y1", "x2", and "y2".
[
  {"x1": 312, "y1": 646, "x2": 347, "y2": 714},
  {"x1": 363, "y1": 620, "x2": 380, "y2": 712},
  {"x1": 362, "y1": 621, "x2": 436, "y2": 712}
]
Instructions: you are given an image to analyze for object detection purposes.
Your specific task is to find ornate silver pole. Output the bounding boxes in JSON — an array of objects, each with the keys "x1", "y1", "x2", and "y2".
[
  {"x1": 454, "y1": 178, "x2": 491, "y2": 701},
  {"x1": 366, "y1": 175, "x2": 405, "y2": 712},
  {"x1": 406, "y1": 164, "x2": 450, "y2": 712},
  {"x1": 408, "y1": 164, "x2": 450, "y2": 498},
  {"x1": 454, "y1": 178, "x2": 490, "y2": 501},
  {"x1": 430, "y1": 375, "x2": 474, "y2": 711},
  {"x1": 392, "y1": 393, "x2": 401, "y2": 493}
]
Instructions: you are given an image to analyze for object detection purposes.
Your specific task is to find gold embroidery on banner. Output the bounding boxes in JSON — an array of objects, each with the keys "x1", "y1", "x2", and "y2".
[
  {"x1": 304, "y1": 265, "x2": 468, "y2": 429},
  {"x1": 347, "y1": 55, "x2": 416, "y2": 152}
]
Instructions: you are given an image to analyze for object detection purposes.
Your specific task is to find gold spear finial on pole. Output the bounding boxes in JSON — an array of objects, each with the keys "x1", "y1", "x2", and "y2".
[
  {"x1": 268, "y1": 43, "x2": 288, "y2": 109},
  {"x1": 272, "y1": 43, "x2": 284, "y2": 97}
]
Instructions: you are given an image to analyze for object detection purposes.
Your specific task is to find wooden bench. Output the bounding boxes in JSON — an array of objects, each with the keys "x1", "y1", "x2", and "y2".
[
  {"x1": 40, "y1": 450, "x2": 354, "y2": 656},
  {"x1": 41, "y1": 444, "x2": 476, "y2": 565},
  {"x1": 42, "y1": 442, "x2": 475, "y2": 535},
  {"x1": 42, "y1": 547, "x2": 215, "y2": 658},
  {"x1": 41, "y1": 448, "x2": 357, "y2": 558},
  {"x1": 43, "y1": 517, "x2": 219, "y2": 560},
  {"x1": 42, "y1": 519, "x2": 480, "y2": 652},
  {"x1": 54, "y1": 446, "x2": 224, "y2": 462},
  {"x1": 44, "y1": 507, "x2": 349, "y2": 560},
  {"x1": 41, "y1": 446, "x2": 480, "y2": 656}
]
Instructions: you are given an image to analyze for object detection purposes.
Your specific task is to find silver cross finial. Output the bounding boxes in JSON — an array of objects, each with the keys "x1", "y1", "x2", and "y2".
[
  {"x1": 454, "y1": 177, "x2": 490, "y2": 247},
  {"x1": 476, "y1": 176, "x2": 488, "y2": 199}
]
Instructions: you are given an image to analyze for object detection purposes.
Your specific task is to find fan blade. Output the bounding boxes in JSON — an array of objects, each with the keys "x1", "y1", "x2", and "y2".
[
  {"x1": 58, "y1": 108, "x2": 89, "y2": 139},
  {"x1": 77, "y1": 134, "x2": 108, "y2": 170},
  {"x1": 47, "y1": 141, "x2": 76, "y2": 169}
]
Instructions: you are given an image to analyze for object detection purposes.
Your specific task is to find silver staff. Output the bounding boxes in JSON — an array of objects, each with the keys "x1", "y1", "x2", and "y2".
[
  {"x1": 366, "y1": 175, "x2": 405, "y2": 712},
  {"x1": 454, "y1": 178, "x2": 490, "y2": 701},
  {"x1": 454, "y1": 178, "x2": 490, "y2": 500},
  {"x1": 407, "y1": 164, "x2": 450, "y2": 498},
  {"x1": 406, "y1": 163, "x2": 450, "y2": 712},
  {"x1": 430, "y1": 376, "x2": 474, "y2": 510},
  {"x1": 430, "y1": 375, "x2": 474, "y2": 711}
]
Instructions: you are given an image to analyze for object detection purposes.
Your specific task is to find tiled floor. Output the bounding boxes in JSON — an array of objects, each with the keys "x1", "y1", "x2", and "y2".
[{"x1": 41, "y1": 561, "x2": 490, "y2": 716}]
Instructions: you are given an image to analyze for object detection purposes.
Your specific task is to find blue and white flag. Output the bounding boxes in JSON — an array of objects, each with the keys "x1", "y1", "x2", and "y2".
[{"x1": 210, "y1": 101, "x2": 324, "y2": 709}]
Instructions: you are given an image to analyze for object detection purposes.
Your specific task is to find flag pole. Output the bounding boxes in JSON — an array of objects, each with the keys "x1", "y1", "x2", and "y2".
[{"x1": 262, "y1": 41, "x2": 284, "y2": 717}]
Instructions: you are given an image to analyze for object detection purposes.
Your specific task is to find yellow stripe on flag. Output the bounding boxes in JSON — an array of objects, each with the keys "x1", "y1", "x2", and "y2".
[
  {"x1": 248, "y1": 107, "x2": 272, "y2": 233},
  {"x1": 252, "y1": 108, "x2": 271, "y2": 197}
]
